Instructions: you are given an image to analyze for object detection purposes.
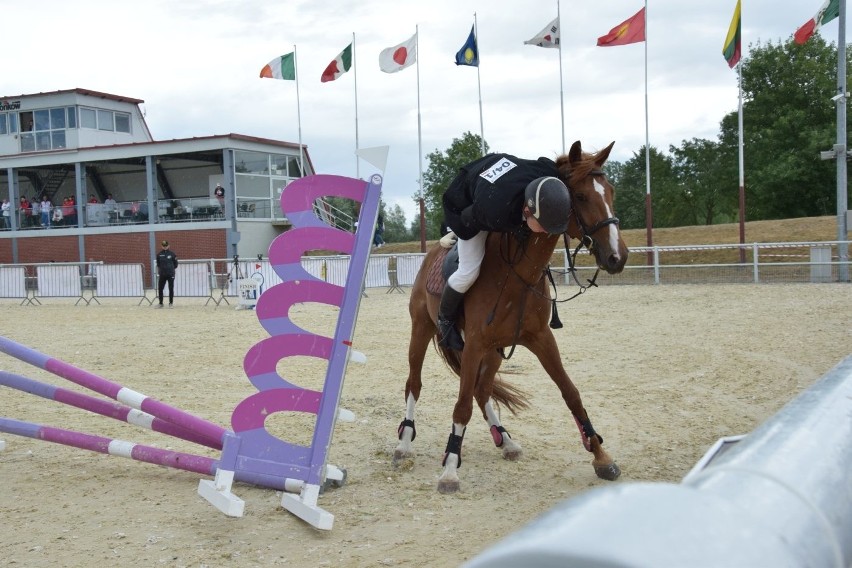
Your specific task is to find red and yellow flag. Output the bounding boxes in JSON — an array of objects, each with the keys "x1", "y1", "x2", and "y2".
[{"x1": 597, "y1": 7, "x2": 646, "y2": 47}]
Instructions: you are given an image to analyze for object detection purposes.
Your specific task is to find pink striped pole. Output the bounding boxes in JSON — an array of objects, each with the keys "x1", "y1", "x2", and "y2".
[
  {"x1": 0, "y1": 336, "x2": 227, "y2": 447},
  {"x1": 0, "y1": 417, "x2": 217, "y2": 475},
  {"x1": 0, "y1": 371, "x2": 222, "y2": 450}
]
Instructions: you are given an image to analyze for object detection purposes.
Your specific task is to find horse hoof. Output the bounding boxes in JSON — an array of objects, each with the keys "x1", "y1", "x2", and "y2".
[
  {"x1": 594, "y1": 462, "x2": 621, "y2": 481},
  {"x1": 437, "y1": 479, "x2": 460, "y2": 494},
  {"x1": 392, "y1": 449, "x2": 415, "y2": 470},
  {"x1": 502, "y1": 448, "x2": 523, "y2": 461}
]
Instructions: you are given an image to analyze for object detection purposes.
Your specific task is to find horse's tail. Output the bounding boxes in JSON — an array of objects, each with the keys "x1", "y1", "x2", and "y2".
[{"x1": 435, "y1": 342, "x2": 531, "y2": 415}]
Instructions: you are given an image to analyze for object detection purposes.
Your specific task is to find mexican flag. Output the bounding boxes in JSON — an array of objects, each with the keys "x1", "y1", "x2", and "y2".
[
  {"x1": 794, "y1": 0, "x2": 840, "y2": 45},
  {"x1": 321, "y1": 43, "x2": 353, "y2": 83},
  {"x1": 260, "y1": 53, "x2": 296, "y2": 81}
]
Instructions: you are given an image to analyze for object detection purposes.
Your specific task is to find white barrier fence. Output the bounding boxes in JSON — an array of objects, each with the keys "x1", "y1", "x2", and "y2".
[
  {"x1": 0, "y1": 255, "x2": 427, "y2": 306},
  {"x1": 7, "y1": 240, "x2": 846, "y2": 306}
]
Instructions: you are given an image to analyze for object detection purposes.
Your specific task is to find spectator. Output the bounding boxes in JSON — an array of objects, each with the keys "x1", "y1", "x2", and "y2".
[
  {"x1": 373, "y1": 214, "x2": 385, "y2": 248},
  {"x1": 1, "y1": 198, "x2": 10, "y2": 229},
  {"x1": 214, "y1": 183, "x2": 225, "y2": 210},
  {"x1": 19, "y1": 196, "x2": 31, "y2": 228},
  {"x1": 88, "y1": 194, "x2": 99, "y2": 204},
  {"x1": 104, "y1": 194, "x2": 117, "y2": 208},
  {"x1": 40, "y1": 197, "x2": 51, "y2": 227},
  {"x1": 155, "y1": 240, "x2": 179, "y2": 308},
  {"x1": 52, "y1": 204, "x2": 64, "y2": 226},
  {"x1": 30, "y1": 198, "x2": 40, "y2": 228}
]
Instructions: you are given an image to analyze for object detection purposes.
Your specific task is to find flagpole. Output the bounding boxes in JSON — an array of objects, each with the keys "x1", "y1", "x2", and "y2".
[
  {"x1": 557, "y1": 0, "x2": 566, "y2": 154},
  {"x1": 736, "y1": 60, "x2": 746, "y2": 263},
  {"x1": 353, "y1": 32, "x2": 360, "y2": 180},
  {"x1": 294, "y1": 44, "x2": 304, "y2": 175},
  {"x1": 643, "y1": 0, "x2": 653, "y2": 264},
  {"x1": 474, "y1": 13, "x2": 485, "y2": 155},
  {"x1": 836, "y1": 0, "x2": 849, "y2": 281},
  {"x1": 416, "y1": 25, "x2": 425, "y2": 252}
]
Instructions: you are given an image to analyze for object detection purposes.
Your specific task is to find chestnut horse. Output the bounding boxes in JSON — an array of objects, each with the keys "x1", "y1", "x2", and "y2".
[{"x1": 393, "y1": 141, "x2": 628, "y2": 493}]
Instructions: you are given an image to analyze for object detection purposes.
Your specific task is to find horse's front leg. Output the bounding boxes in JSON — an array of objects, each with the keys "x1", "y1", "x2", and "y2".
[
  {"x1": 393, "y1": 297, "x2": 434, "y2": 467},
  {"x1": 475, "y1": 351, "x2": 522, "y2": 461},
  {"x1": 438, "y1": 347, "x2": 484, "y2": 493},
  {"x1": 526, "y1": 331, "x2": 621, "y2": 481}
]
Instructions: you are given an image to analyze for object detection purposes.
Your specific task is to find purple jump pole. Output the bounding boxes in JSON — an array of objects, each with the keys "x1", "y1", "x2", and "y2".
[
  {"x1": 0, "y1": 371, "x2": 222, "y2": 450},
  {"x1": 0, "y1": 417, "x2": 218, "y2": 476},
  {"x1": 0, "y1": 335, "x2": 227, "y2": 447}
]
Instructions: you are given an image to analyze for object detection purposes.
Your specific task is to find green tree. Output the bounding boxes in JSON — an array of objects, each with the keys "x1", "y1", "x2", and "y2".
[
  {"x1": 669, "y1": 138, "x2": 738, "y2": 226},
  {"x1": 382, "y1": 203, "x2": 411, "y2": 242},
  {"x1": 719, "y1": 36, "x2": 849, "y2": 220},
  {"x1": 609, "y1": 146, "x2": 679, "y2": 230},
  {"x1": 419, "y1": 132, "x2": 488, "y2": 239}
]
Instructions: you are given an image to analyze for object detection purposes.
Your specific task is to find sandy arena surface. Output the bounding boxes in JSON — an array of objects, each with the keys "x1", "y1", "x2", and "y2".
[{"x1": 1, "y1": 283, "x2": 850, "y2": 567}]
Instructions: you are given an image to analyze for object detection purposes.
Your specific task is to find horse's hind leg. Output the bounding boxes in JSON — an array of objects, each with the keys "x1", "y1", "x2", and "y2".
[
  {"x1": 478, "y1": 396, "x2": 522, "y2": 461},
  {"x1": 393, "y1": 294, "x2": 434, "y2": 468},
  {"x1": 475, "y1": 352, "x2": 522, "y2": 461},
  {"x1": 526, "y1": 332, "x2": 620, "y2": 481}
]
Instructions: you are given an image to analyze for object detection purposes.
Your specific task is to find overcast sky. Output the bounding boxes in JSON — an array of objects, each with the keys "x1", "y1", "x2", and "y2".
[{"x1": 4, "y1": 0, "x2": 844, "y2": 222}]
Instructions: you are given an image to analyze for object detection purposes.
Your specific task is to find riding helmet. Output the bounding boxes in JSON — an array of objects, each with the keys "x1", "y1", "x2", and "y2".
[{"x1": 524, "y1": 176, "x2": 571, "y2": 234}]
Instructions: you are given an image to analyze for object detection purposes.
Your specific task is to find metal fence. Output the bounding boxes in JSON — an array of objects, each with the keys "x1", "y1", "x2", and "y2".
[
  {"x1": 2, "y1": 241, "x2": 849, "y2": 306},
  {"x1": 562, "y1": 240, "x2": 852, "y2": 285}
]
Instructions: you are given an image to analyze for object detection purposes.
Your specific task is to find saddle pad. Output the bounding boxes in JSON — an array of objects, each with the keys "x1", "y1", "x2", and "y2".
[{"x1": 426, "y1": 247, "x2": 450, "y2": 297}]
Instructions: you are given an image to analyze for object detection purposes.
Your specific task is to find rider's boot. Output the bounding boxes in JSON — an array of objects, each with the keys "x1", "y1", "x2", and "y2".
[{"x1": 437, "y1": 285, "x2": 465, "y2": 351}]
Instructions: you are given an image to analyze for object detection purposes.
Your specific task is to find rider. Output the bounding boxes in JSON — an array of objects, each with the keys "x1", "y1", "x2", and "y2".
[{"x1": 439, "y1": 153, "x2": 572, "y2": 350}]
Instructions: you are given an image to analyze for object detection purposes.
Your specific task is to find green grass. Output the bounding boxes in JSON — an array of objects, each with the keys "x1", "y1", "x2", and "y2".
[{"x1": 377, "y1": 215, "x2": 842, "y2": 267}]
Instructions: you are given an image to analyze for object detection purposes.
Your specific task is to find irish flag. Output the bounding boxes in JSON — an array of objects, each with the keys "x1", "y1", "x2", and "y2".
[
  {"x1": 321, "y1": 43, "x2": 353, "y2": 83},
  {"x1": 723, "y1": 0, "x2": 742, "y2": 68},
  {"x1": 260, "y1": 53, "x2": 295, "y2": 81},
  {"x1": 795, "y1": 0, "x2": 840, "y2": 44}
]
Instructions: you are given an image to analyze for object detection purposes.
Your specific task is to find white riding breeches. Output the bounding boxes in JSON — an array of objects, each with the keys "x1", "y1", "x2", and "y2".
[{"x1": 447, "y1": 231, "x2": 488, "y2": 293}]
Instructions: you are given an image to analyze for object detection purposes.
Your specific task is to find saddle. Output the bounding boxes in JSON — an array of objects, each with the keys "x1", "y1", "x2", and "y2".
[{"x1": 425, "y1": 244, "x2": 459, "y2": 297}]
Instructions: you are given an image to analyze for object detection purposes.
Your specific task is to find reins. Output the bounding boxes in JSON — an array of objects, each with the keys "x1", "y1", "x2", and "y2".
[{"x1": 487, "y1": 167, "x2": 620, "y2": 360}]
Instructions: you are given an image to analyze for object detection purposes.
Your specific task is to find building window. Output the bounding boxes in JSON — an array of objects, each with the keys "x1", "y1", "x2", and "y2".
[
  {"x1": 50, "y1": 107, "x2": 66, "y2": 129},
  {"x1": 114, "y1": 113, "x2": 130, "y2": 133},
  {"x1": 80, "y1": 108, "x2": 96, "y2": 129},
  {"x1": 97, "y1": 110, "x2": 113, "y2": 131},
  {"x1": 20, "y1": 133, "x2": 35, "y2": 152},
  {"x1": 67, "y1": 107, "x2": 76, "y2": 128},
  {"x1": 0, "y1": 114, "x2": 7, "y2": 135}
]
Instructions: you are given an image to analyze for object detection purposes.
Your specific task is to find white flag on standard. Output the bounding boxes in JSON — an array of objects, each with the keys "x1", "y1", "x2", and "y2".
[
  {"x1": 379, "y1": 33, "x2": 417, "y2": 73},
  {"x1": 524, "y1": 17, "x2": 560, "y2": 48}
]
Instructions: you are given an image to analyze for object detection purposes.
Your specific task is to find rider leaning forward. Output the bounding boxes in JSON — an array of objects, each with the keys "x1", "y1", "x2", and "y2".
[{"x1": 439, "y1": 153, "x2": 573, "y2": 351}]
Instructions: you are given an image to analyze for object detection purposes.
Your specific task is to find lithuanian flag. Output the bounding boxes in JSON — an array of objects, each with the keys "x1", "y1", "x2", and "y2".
[{"x1": 723, "y1": 0, "x2": 742, "y2": 68}]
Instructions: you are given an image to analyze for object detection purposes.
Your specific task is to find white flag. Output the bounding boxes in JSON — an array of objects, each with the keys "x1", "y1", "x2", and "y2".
[
  {"x1": 379, "y1": 33, "x2": 417, "y2": 73},
  {"x1": 524, "y1": 17, "x2": 560, "y2": 48}
]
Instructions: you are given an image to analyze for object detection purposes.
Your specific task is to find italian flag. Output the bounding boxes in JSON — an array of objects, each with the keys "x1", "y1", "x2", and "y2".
[
  {"x1": 321, "y1": 43, "x2": 353, "y2": 83},
  {"x1": 794, "y1": 0, "x2": 840, "y2": 45}
]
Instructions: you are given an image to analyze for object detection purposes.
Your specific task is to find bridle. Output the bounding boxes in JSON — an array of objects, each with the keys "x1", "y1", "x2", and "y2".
[
  {"x1": 491, "y1": 168, "x2": 621, "y2": 359},
  {"x1": 567, "y1": 169, "x2": 620, "y2": 252}
]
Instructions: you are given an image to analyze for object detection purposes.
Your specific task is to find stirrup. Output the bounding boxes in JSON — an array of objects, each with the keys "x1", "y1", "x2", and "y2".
[{"x1": 437, "y1": 319, "x2": 464, "y2": 350}]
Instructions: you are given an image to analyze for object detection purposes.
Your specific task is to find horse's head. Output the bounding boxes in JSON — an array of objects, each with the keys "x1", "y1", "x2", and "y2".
[{"x1": 556, "y1": 141, "x2": 628, "y2": 274}]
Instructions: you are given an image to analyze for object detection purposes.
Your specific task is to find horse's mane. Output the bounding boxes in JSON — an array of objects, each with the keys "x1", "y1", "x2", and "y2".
[{"x1": 555, "y1": 148, "x2": 599, "y2": 184}]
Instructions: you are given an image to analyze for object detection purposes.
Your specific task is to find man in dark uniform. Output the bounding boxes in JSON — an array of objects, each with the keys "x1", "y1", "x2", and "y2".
[
  {"x1": 156, "y1": 240, "x2": 179, "y2": 308},
  {"x1": 438, "y1": 154, "x2": 572, "y2": 350}
]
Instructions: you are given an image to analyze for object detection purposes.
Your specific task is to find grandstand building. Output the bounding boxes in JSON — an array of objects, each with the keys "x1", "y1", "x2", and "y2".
[{"x1": 0, "y1": 88, "x2": 313, "y2": 284}]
